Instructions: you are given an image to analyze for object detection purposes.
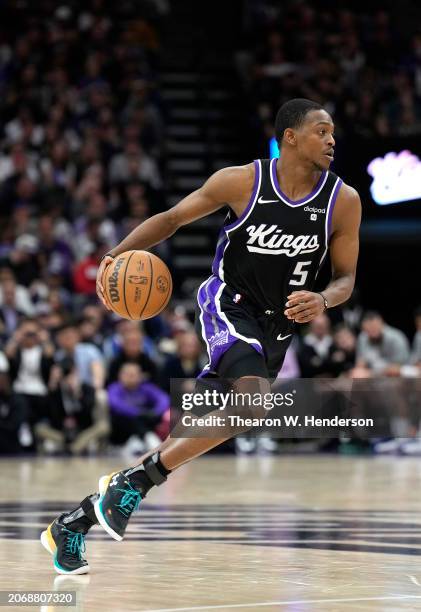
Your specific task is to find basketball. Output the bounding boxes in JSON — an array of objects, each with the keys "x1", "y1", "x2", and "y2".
[{"x1": 103, "y1": 250, "x2": 172, "y2": 320}]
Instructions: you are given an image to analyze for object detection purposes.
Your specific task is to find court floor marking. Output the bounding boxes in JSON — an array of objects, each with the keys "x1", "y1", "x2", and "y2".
[
  {"x1": 148, "y1": 594, "x2": 421, "y2": 612},
  {"x1": 408, "y1": 575, "x2": 421, "y2": 587}
]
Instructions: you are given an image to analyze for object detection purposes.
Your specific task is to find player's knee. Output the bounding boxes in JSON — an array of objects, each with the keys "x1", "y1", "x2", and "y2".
[
  {"x1": 233, "y1": 375, "x2": 271, "y2": 420},
  {"x1": 233, "y1": 375, "x2": 270, "y2": 394}
]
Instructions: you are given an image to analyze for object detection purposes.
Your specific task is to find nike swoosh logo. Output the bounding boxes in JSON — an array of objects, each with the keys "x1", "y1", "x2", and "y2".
[
  {"x1": 277, "y1": 333, "x2": 292, "y2": 341},
  {"x1": 258, "y1": 196, "x2": 279, "y2": 204}
]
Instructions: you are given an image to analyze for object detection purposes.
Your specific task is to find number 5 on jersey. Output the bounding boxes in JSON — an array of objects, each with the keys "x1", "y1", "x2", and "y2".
[{"x1": 290, "y1": 261, "x2": 311, "y2": 286}]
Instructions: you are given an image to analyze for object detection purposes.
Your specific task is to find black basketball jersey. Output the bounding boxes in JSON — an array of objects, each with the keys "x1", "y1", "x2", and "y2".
[{"x1": 211, "y1": 158, "x2": 343, "y2": 312}]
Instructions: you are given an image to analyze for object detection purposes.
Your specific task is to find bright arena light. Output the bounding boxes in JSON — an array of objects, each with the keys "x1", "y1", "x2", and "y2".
[
  {"x1": 269, "y1": 136, "x2": 280, "y2": 158},
  {"x1": 367, "y1": 150, "x2": 421, "y2": 205}
]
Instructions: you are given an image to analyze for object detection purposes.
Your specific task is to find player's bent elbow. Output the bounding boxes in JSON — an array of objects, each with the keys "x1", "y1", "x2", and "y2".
[{"x1": 161, "y1": 209, "x2": 181, "y2": 233}]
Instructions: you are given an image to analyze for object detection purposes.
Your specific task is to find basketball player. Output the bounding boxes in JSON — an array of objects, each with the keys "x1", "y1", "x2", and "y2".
[{"x1": 41, "y1": 99, "x2": 361, "y2": 573}]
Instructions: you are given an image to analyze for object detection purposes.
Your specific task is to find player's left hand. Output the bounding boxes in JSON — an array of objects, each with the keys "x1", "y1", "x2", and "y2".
[{"x1": 284, "y1": 291, "x2": 325, "y2": 324}]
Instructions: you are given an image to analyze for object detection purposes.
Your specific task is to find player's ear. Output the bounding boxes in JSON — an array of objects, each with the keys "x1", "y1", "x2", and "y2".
[{"x1": 283, "y1": 128, "x2": 296, "y2": 146}]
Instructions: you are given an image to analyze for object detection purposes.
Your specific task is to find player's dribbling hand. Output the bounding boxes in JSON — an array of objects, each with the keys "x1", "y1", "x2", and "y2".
[
  {"x1": 284, "y1": 291, "x2": 326, "y2": 324},
  {"x1": 96, "y1": 255, "x2": 114, "y2": 311}
]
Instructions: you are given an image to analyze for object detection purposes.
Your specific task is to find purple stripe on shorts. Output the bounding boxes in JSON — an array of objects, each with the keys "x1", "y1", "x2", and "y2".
[
  {"x1": 271, "y1": 158, "x2": 326, "y2": 205},
  {"x1": 327, "y1": 179, "x2": 343, "y2": 238},
  {"x1": 197, "y1": 276, "x2": 264, "y2": 377}
]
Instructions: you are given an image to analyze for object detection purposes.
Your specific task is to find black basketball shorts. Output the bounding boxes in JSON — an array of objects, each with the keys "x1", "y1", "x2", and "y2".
[{"x1": 195, "y1": 275, "x2": 293, "y2": 379}]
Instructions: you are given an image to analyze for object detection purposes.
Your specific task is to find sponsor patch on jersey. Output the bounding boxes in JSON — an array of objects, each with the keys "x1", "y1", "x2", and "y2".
[
  {"x1": 245, "y1": 224, "x2": 320, "y2": 257},
  {"x1": 310, "y1": 213, "x2": 317, "y2": 221},
  {"x1": 304, "y1": 206, "x2": 326, "y2": 213}
]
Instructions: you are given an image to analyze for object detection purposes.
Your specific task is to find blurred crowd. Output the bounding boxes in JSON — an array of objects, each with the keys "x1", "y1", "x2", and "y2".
[
  {"x1": 0, "y1": 0, "x2": 420, "y2": 457},
  {"x1": 0, "y1": 277, "x2": 420, "y2": 456},
  {"x1": 0, "y1": 0, "x2": 169, "y2": 312},
  {"x1": 238, "y1": 0, "x2": 421, "y2": 139},
  {"x1": 237, "y1": 301, "x2": 421, "y2": 454},
  {"x1": 0, "y1": 303, "x2": 207, "y2": 455},
  {"x1": 0, "y1": 0, "x2": 178, "y2": 455}
]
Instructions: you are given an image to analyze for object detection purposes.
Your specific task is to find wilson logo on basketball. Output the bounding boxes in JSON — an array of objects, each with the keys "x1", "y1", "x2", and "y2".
[
  {"x1": 128, "y1": 275, "x2": 148, "y2": 285},
  {"x1": 108, "y1": 257, "x2": 125, "y2": 303},
  {"x1": 156, "y1": 276, "x2": 168, "y2": 293},
  {"x1": 245, "y1": 224, "x2": 319, "y2": 257}
]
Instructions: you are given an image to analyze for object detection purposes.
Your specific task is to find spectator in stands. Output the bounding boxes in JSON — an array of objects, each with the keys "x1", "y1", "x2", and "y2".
[
  {"x1": 53, "y1": 321, "x2": 109, "y2": 451},
  {"x1": 54, "y1": 321, "x2": 105, "y2": 391},
  {"x1": 298, "y1": 314, "x2": 333, "y2": 377},
  {"x1": 160, "y1": 332, "x2": 204, "y2": 391},
  {"x1": 0, "y1": 350, "x2": 20, "y2": 454},
  {"x1": 107, "y1": 324, "x2": 158, "y2": 383},
  {"x1": 411, "y1": 306, "x2": 421, "y2": 368},
  {"x1": 361, "y1": 310, "x2": 417, "y2": 454},
  {"x1": 73, "y1": 242, "x2": 108, "y2": 296},
  {"x1": 108, "y1": 362, "x2": 169, "y2": 453},
  {"x1": 241, "y1": 1, "x2": 421, "y2": 139},
  {"x1": 109, "y1": 142, "x2": 162, "y2": 190},
  {"x1": 356, "y1": 311, "x2": 410, "y2": 375},
  {"x1": 0, "y1": 352, "x2": 10, "y2": 396},
  {"x1": 5, "y1": 319, "x2": 54, "y2": 449},
  {"x1": 327, "y1": 324, "x2": 357, "y2": 377},
  {"x1": 40, "y1": 139, "x2": 76, "y2": 194},
  {"x1": 0, "y1": 278, "x2": 26, "y2": 337},
  {"x1": 119, "y1": 182, "x2": 151, "y2": 237},
  {"x1": 329, "y1": 288, "x2": 363, "y2": 332},
  {"x1": 0, "y1": 268, "x2": 34, "y2": 316},
  {"x1": 78, "y1": 305, "x2": 109, "y2": 349},
  {"x1": 36, "y1": 214, "x2": 73, "y2": 285},
  {"x1": 73, "y1": 194, "x2": 117, "y2": 260},
  {"x1": 36, "y1": 309, "x2": 67, "y2": 335},
  {"x1": 35, "y1": 356, "x2": 110, "y2": 455},
  {"x1": 9, "y1": 233, "x2": 41, "y2": 286}
]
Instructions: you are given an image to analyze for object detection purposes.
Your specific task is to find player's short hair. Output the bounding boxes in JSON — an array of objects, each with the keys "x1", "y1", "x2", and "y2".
[{"x1": 275, "y1": 98, "x2": 324, "y2": 146}]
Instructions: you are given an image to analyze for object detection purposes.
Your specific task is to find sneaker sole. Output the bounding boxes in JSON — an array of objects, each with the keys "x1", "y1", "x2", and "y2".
[
  {"x1": 40, "y1": 525, "x2": 90, "y2": 575},
  {"x1": 94, "y1": 473, "x2": 123, "y2": 542},
  {"x1": 40, "y1": 525, "x2": 56, "y2": 555}
]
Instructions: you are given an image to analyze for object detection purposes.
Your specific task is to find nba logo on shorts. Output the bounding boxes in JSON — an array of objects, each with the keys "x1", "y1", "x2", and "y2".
[
  {"x1": 233, "y1": 293, "x2": 242, "y2": 303},
  {"x1": 311, "y1": 213, "x2": 317, "y2": 221}
]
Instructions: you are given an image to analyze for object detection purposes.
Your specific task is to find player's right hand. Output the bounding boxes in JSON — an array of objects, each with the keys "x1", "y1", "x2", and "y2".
[{"x1": 96, "y1": 255, "x2": 114, "y2": 310}]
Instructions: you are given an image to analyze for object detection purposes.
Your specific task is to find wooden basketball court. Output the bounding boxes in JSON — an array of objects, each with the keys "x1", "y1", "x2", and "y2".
[{"x1": 1, "y1": 455, "x2": 421, "y2": 611}]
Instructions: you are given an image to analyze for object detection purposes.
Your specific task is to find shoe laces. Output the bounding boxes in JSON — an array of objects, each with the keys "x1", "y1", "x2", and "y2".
[
  {"x1": 64, "y1": 529, "x2": 86, "y2": 560},
  {"x1": 116, "y1": 481, "x2": 142, "y2": 518}
]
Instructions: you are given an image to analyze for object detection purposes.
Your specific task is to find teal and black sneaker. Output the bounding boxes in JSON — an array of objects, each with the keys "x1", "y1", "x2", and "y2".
[
  {"x1": 94, "y1": 471, "x2": 142, "y2": 541},
  {"x1": 40, "y1": 514, "x2": 89, "y2": 575}
]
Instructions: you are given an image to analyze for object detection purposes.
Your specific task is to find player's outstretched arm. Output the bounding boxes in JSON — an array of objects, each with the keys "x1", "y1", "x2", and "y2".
[
  {"x1": 284, "y1": 183, "x2": 361, "y2": 324},
  {"x1": 96, "y1": 165, "x2": 254, "y2": 308}
]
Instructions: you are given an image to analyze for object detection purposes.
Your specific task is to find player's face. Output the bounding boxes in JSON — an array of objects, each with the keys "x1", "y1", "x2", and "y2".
[{"x1": 297, "y1": 110, "x2": 335, "y2": 171}]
